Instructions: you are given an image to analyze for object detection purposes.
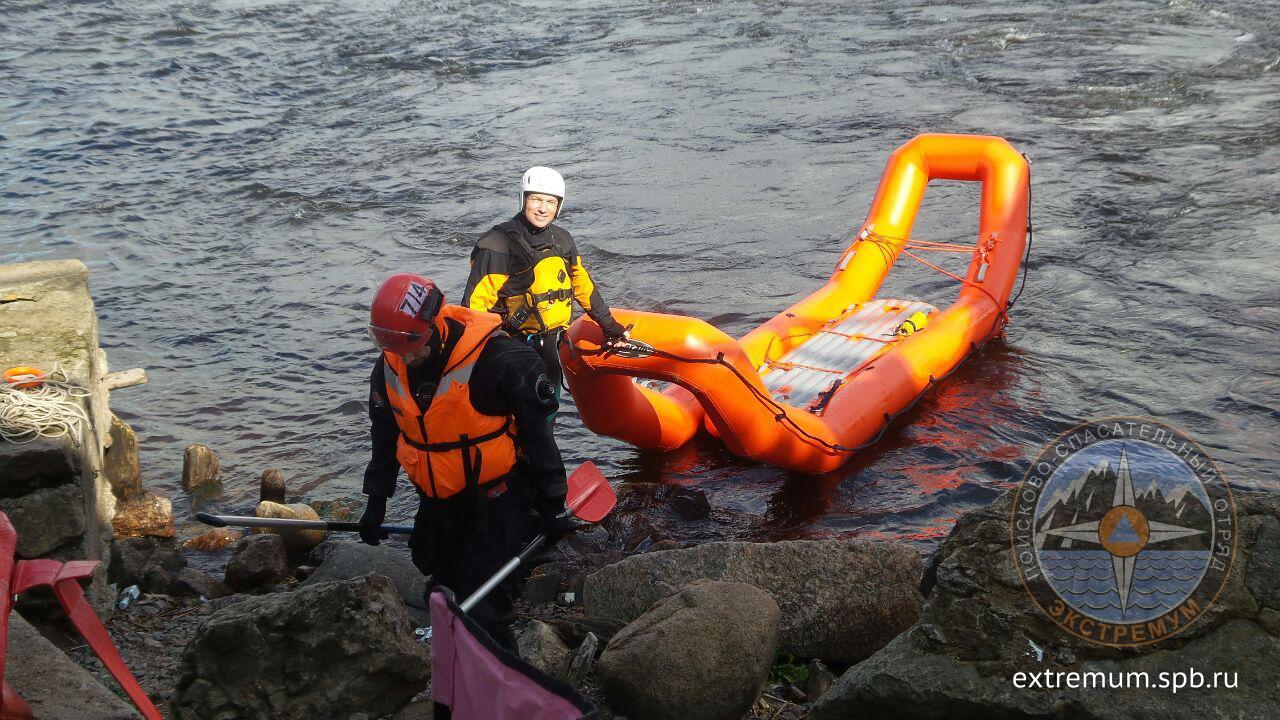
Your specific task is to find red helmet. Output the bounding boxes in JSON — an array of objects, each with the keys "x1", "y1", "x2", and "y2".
[{"x1": 368, "y1": 273, "x2": 445, "y2": 355}]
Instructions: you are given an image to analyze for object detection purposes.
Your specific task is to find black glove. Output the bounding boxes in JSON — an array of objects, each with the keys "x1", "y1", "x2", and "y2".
[
  {"x1": 359, "y1": 495, "x2": 389, "y2": 546},
  {"x1": 538, "y1": 507, "x2": 578, "y2": 545}
]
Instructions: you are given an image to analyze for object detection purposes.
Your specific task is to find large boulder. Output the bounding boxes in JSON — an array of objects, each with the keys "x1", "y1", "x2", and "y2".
[
  {"x1": 253, "y1": 500, "x2": 326, "y2": 555},
  {"x1": 182, "y1": 444, "x2": 221, "y2": 494},
  {"x1": 518, "y1": 620, "x2": 572, "y2": 679},
  {"x1": 302, "y1": 541, "x2": 428, "y2": 625},
  {"x1": 109, "y1": 536, "x2": 185, "y2": 594},
  {"x1": 171, "y1": 574, "x2": 429, "y2": 720},
  {"x1": 103, "y1": 414, "x2": 141, "y2": 499},
  {"x1": 0, "y1": 483, "x2": 86, "y2": 557},
  {"x1": 810, "y1": 491, "x2": 1280, "y2": 720},
  {"x1": 4, "y1": 612, "x2": 143, "y2": 719},
  {"x1": 112, "y1": 490, "x2": 174, "y2": 539},
  {"x1": 224, "y1": 533, "x2": 288, "y2": 592},
  {"x1": 585, "y1": 540, "x2": 922, "y2": 662},
  {"x1": 597, "y1": 580, "x2": 779, "y2": 720}
]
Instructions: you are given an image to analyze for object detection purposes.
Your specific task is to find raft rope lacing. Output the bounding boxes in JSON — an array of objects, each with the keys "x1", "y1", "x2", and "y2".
[
  {"x1": 575, "y1": 158, "x2": 1035, "y2": 459},
  {"x1": 0, "y1": 363, "x2": 92, "y2": 444}
]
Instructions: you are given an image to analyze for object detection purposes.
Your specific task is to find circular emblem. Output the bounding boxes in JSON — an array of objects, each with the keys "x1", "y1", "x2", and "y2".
[{"x1": 1010, "y1": 417, "x2": 1236, "y2": 647}]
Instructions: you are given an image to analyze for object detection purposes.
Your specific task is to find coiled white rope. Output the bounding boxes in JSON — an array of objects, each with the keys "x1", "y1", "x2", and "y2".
[{"x1": 0, "y1": 363, "x2": 92, "y2": 444}]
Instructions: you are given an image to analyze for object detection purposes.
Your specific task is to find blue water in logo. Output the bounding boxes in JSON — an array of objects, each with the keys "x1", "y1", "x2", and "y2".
[{"x1": 1038, "y1": 550, "x2": 1209, "y2": 624}]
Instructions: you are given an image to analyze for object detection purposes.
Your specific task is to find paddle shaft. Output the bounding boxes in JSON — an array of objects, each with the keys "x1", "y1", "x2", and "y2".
[
  {"x1": 460, "y1": 534, "x2": 547, "y2": 613},
  {"x1": 195, "y1": 513, "x2": 414, "y2": 535}
]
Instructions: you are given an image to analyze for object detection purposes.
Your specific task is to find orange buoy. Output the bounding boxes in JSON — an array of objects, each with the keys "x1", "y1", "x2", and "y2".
[
  {"x1": 561, "y1": 133, "x2": 1030, "y2": 474},
  {"x1": 3, "y1": 367, "x2": 46, "y2": 389}
]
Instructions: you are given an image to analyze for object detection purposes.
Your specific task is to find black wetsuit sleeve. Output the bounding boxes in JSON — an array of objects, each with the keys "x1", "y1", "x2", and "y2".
[
  {"x1": 363, "y1": 356, "x2": 402, "y2": 498},
  {"x1": 564, "y1": 234, "x2": 626, "y2": 338},
  {"x1": 470, "y1": 339, "x2": 567, "y2": 510},
  {"x1": 462, "y1": 232, "x2": 514, "y2": 314}
]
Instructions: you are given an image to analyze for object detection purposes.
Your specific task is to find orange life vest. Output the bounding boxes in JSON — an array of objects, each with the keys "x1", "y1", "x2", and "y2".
[{"x1": 382, "y1": 306, "x2": 518, "y2": 498}]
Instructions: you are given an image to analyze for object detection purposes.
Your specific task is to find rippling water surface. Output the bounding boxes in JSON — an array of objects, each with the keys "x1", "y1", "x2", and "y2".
[{"x1": 3, "y1": 0, "x2": 1277, "y2": 548}]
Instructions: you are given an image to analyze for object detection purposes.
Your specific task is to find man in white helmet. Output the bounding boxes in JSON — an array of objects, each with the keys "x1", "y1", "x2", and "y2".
[{"x1": 463, "y1": 166, "x2": 627, "y2": 409}]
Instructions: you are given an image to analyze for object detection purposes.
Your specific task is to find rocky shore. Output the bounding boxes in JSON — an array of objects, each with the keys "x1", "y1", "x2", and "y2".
[{"x1": 4, "y1": 259, "x2": 1277, "y2": 720}]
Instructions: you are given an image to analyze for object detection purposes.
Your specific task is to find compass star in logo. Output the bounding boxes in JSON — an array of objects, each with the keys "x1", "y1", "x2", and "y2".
[
  {"x1": 1036, "y1": 448, "x2": 1203, "y2": 616},
  {"x1": 1011, "y1": 418, "x2": 1236, "y2": 647}
]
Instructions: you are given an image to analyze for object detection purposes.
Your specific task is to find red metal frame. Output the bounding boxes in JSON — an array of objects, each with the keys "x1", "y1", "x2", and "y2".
[{"x1": 0, "y1": 511, "x2": 162, "y2": 720}]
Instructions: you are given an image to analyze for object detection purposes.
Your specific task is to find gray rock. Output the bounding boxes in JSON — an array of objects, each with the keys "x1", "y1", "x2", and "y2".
[
  {"x1": 259, "y1": 468, "x2": 287, "y2": 503},
  {"x1": 5, "y1": 612, "x2": 143, "y2": 719},
  {"x1": 172, "y1": 567, "x2": 232, "y2": 599},
  {"x1": 103, "y1": 414, "x2": 141, "y2": 499},
  {"x1": 302, "y1": 541, "x2": 428, "y2": 625},
  {"x1": 171, "y1": 575, "x2": 429, "y2": 720},
  {"x1": 224, "y1": 534, "x2": 287, "y2": 592},
  {"x1": 109, "y1": 536, "x2": 185, "y2": 594},
  {"x1": 0, "y1": 483, "x2": 86, "y2": 557},
  {"x1": 0, "y1": 435, "x2": 80, "y2": 498},
  {"x1": 391, "y1": 700, "x2": 435, "y2": 720},
  {"x1": 181, "y1": 444, "x2": 221, "y2": 494},
  {"x1": 524, "y1": 562, "x2": 562, "y2": 605},
  {"x1": 598, "y1": 580, "x2": 778, "y2": 720},
  {"x1": 111, "y1": 490, "x2": 174, "y2": 539},
  {"x1": 585, "y1": 539, "x2": 922, "y2": 663},
  {"x1": 253, "y1": 501, "x2": 326, "y2": 555},
  {"x1": 518, "y1": 620, "x2": 572, "y2": 679},
  {"x1": 810, "y1": 490, "x2": 1280, "y2": 720}
]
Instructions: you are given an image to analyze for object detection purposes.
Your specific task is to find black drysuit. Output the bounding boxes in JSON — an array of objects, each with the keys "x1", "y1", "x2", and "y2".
[{"x1": 363, "y1": 317, "x2": 566, "y2": 649}]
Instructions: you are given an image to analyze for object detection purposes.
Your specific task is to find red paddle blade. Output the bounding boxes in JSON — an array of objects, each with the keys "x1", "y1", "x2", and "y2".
[{"x1": 565, "y1": 461, "x2": 616, "y2": 523}]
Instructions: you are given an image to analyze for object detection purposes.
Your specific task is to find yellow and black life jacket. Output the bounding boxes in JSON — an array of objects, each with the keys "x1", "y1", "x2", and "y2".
[
  {"x1": 381, "y1": 306, "x2": 518, "y2": 499},
  {"x1": 501, "y1": 227, "x2": 574, "y2": 333}
]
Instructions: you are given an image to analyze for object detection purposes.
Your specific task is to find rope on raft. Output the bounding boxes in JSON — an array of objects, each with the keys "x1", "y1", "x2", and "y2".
[{"x1": 0, "y1": 363, "x2": 92, "y2": 444}]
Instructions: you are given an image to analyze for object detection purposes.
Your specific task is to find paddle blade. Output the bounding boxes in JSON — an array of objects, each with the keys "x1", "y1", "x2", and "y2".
[{"x1": 565, "y1": 461, "x2": 616, "y2": 523}]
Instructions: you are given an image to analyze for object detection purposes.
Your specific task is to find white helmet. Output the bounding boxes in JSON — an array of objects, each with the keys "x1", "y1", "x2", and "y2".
[{"x1": 521, "y1": 166, "x2": 565, "y2": 201}]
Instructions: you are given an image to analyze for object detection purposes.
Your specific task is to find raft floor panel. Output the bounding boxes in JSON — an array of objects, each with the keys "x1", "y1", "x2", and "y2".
[{"x1": 759, "y1": 298, "x2": 937, "y2": 412}]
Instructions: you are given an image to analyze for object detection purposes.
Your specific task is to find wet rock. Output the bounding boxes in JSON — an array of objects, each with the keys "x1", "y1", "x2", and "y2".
[
  {"x1": 524, "y1": 563, "x2": 562, "y2": 605},
  {"x1": 259, "y1": 468, "x2": 287, "y2": 503},
  {"x1": 5, "y1": 613, "x2": 143, "y2": 719},
  {"x1": 585, "y1": 539, "x2": 922, "y2": 663},
  {"x1": 182, "y1": 528, "x2": 242, "y2": 552},
  {"x1": 224, "y1": 534, "x2": 287, "y2": 592},
  {"x1": 809, "y1": 490, "x2": 1280, "y2": 720},
  {"x1": 302, "y1": 541, "x2": 428, "y2": 625},
  {"x1": 0, "y1": 483, "x2": 85, "y2": 557},
  {"x1": 181, "y1": 444, "x2": 221, "y2": 494},
  {"x1": 518, "y1": 620, "x2": 572, "y2": 679},
  {"x1": 171, "y1": 575, "x2": 429, "y2": 720},
  {"x1": 111, "y1": 490, "x2": 174, "y2": 539},
  {"x1": 253, "y1": 500, "x2": 326, "y2": 555},
  {"x1": 102, "y1": 414, "x2": 141, "y2": 499},
  {"x1": 598, "y1": 580, "x2": 778, "y2": 720},
  {"x1": 109, "y1": 536, "x2": 185, "y2": 594},
  {"x1": 308, "y1": 497, "x2": 364, "y2": 522},
  {"x1": 666, "y1": 486, "x2": 711, "y2": 521},
  {"x1": 172, "y1": 567, "x2": 232, "y2": 599},
  {"x1": 565, "y1": 525, "x2": 609, "y2": 555}
]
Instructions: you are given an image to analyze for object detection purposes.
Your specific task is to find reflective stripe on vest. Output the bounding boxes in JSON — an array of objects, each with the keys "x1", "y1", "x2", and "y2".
[{"x1": 382, "y1": 306, "x2": 518, "y2": 498}]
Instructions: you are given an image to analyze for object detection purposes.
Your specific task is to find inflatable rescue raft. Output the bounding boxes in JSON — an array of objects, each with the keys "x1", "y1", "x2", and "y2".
[{"x1": 561, "y1": 133, "x2": 1030, "y2": 474}]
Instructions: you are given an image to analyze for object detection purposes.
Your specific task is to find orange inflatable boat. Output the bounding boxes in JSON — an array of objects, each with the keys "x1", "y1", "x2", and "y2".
[{"x1": 561, "y1": 133, "x2": 1030, "y2": 474}]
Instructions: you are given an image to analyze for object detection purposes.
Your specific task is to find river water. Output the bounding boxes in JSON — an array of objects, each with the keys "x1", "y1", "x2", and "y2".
[{"x1": 3, "y1": 0, "x2": 1277, "y2": 549}]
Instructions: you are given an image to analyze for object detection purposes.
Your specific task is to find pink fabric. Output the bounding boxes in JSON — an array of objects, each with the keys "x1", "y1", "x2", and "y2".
[{"x1": 430, "y1": 590, "x2": 590, "y2": 720}]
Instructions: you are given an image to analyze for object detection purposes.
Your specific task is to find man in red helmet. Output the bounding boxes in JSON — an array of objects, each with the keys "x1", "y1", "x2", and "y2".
[{"x1": 359, "y1": 273, "x2": 574, "y2": 649}]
